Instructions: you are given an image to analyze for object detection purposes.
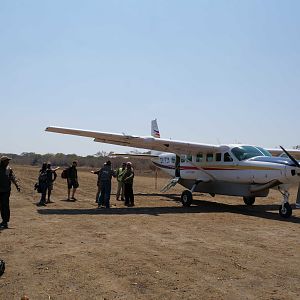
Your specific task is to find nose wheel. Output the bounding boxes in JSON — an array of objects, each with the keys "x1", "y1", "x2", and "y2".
[
  {"x1": 243, "y1": 196, "x2": 255, "y2": 206},
  {"x1": 278, "y1": 188, "x2": 292, "y2": 218},
  {"x1": 279, "y1": 202, "x2": 292, "y2": 218}
]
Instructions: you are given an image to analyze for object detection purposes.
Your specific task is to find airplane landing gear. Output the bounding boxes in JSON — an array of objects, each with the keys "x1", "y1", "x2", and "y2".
[
  {"x1": 279, "y1": 202, "x2": 292, "y2": 218},
  {"x1": 243, "y1": 196, "x2": 255, "y2": 206},
  {"x1": 278, "y1": 188, "x2": 292, "y2": 218},
  {"x1": 181, "y1": 190, "x2": 193, "y2": 207},
  {"x1": 180, "y1": 180, "x2": 202, "y2": 207}
]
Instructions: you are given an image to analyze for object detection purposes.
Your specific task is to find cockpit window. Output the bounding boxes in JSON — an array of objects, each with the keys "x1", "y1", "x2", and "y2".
[
  {"x1": 256, "y1": 147, "x2": 272, "y2": 157},
  {"x1": 232, "y1": 146, "x2": 271, "y2": 161}
]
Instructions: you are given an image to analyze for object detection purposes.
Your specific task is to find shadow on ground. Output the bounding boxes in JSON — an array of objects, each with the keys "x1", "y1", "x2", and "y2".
[{"x1": 37, "y1": 194, "x2": 300, "y2": 224}]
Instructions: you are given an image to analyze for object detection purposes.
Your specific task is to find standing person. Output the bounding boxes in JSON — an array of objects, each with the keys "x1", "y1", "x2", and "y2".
[
  {"x1": 98, "y1": 160, "x2": 116, "y2": 209},
  {"x1": 66, "y1": 161, "x2": 79, "y2": 201},
  {"x1": 91, "y1": 163, "x2": 106, "y2": 203},
  {"x1": 122, "y1": 162, "x2": 135, "y2": 207},
  {"x1": 0, "y1": 156, "x2": 20, "y2": 229},
  {"x1": 46, "y1": 163, "x2": 58, "y2": 203},
  {"x1": 115, "y1": 162, "x2": 126, "y2": 201},
  {"x1": 37, "y1": 163, "x2": 48, "y2": 206}
]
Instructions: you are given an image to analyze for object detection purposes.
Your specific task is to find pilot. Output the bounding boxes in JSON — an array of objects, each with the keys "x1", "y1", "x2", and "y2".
[{"x1": 0, "y1": 156, "x2": 20, "y2": 229}]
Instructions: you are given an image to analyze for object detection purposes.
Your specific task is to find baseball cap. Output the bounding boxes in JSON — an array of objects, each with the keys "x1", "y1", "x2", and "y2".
[{"x1": 0, "y1": 156, "x2": 12, "y2": 162}]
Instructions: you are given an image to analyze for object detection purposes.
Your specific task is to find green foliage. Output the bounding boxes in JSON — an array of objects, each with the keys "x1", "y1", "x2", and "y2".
[{"x1": 0, "y1": 152, "x2": 158, "y2": 175}]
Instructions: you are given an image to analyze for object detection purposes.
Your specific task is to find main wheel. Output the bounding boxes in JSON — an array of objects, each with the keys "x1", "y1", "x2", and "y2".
[
  {"x1": 243, "y1": 196, "x2": 255, "y2": 206},
  {"x1": 279, "y1": 203, "x2": 292, "y2": 218},
  {"x1": 181, "y1": 190, "x2": 193, "y2": 207}
]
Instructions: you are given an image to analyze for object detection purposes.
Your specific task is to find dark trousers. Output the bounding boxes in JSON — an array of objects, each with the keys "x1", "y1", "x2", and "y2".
[
  {"x1": 39, "y1": 184, "x2": 47, "y2": 204},
  {"x1": 40, "y1": 191, "x2": 47, "y2": 204},
  {"x1": 98, "y1": 180, "x2": 111, "y2": 208},
  {"x1": 0, "y1": 192, "x2": 10, "y2": 223},
  {"x1": 124, "y1": 183, "x2": 134, "y2": 206}
]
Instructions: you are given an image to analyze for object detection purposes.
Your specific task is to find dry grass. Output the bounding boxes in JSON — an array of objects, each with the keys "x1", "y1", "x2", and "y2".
[{"x1": 0, "y1": 165, "x2": 300, "y2": 300}]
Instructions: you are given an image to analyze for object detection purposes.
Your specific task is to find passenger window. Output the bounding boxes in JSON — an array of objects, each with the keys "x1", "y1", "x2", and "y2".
[
  {"x1": 196, "y1": 153, "x2": 203, "y2": 162},
  {"x1": 187, "y1": 155, "x2": 192, "y2": 162},
  {"x1": 216, "y1": 153, "x2": 222, "y2": 162},
  {"x1": 224, "y1": 152, "x2": 233, "y2": 162},
  {"x1": 181, "y1": 155, "x2": 186, "y2": 163},
  {"x1": 165, "y1": 157, "x2": 170, "y2": 163},
  {"x1": 206, "y1": 153, "x2": 214, "y2": 162},
  {"x1": 171, "y1": 156, "x2": 175, "y2": 163}
]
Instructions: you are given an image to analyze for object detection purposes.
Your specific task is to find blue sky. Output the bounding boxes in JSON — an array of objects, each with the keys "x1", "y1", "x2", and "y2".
[{"x1": 1, "y1": 0, "x2": 299, "y2": 155}]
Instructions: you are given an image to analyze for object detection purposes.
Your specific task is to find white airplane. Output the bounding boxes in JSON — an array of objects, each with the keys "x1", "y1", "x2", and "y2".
[{"x1": 46, "y1": 120, "x2": 300, "y2": 218}]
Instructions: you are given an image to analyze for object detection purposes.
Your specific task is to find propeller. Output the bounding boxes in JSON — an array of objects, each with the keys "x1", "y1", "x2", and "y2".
[
  {"x1": 280, "y1": 146, "x2": 300, "y2": 207},
  {"x1": 297, "y1": 183, "x2": 300, "y2": 208},
  {"x1": 279, "y1": 146, "x2": 300, "y2": 168}
]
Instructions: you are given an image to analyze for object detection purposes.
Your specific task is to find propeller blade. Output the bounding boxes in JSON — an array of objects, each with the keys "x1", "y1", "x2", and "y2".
[{"x1": 279, "y1": 146, "x2": 300, "y2": 168}]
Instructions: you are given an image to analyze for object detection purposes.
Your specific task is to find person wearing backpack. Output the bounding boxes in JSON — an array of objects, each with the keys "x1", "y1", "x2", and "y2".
[
  {"x1": 37, "y1": 163, "x2": 48, "y2": 206},
  {"x1": 66, "y1": 161, "x2": 79, "y2": 201}
]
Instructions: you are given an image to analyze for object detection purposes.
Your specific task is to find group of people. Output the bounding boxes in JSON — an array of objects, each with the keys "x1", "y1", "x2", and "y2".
[
  {"x1": 0, "y1": 155, "x2": 136, "y2": 229},
  {"x1": 37, "y1": 159, "x2": 135, "y2": 209},
  {"x1": 0, "y1": 156, "x2": 134, "y2": 229},
  {"x1": 92, "y1": 160, "x2": 135, "y2": 209},
  {"x1": 35, "y1": 160, "x2": 80, "y2": 206}
]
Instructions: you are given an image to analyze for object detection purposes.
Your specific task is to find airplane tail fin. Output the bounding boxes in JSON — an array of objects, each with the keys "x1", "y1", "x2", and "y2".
[{"x1": 151, "y1": 119, "x2": 160, "y2": 138}]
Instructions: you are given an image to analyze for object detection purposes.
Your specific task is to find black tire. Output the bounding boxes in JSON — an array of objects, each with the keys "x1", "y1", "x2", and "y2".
[
  {"x1": 181, "y1": 190, "x2": 193, "y2": 207},
  {"x1": 279, "y1": 203, "x2": 292, "y2": 218},
  {"x1": 243, "y1": 196, "x2": 255, "y2": 206}
]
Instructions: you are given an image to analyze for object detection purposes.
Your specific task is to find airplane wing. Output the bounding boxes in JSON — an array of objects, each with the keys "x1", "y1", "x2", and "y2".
[
  {"x1": 45, "y1": 127, "x2": 222, "y2": 155},
  {"x1": 109, "y1": 153, "x2": 159, "y2": 159}
]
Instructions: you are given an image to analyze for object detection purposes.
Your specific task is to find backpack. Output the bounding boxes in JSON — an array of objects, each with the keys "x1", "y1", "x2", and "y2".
[
  {"x1": 38, "y1": 171, "x2": 47, "y2": 184},
  {"x1": 61, "y1": 168, "x2": 68, "y2": 179}
]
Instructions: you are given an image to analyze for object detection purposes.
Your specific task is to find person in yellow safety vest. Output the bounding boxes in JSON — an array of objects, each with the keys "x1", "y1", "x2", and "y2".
[{"x1": 115, "y1": 162, "x2": 126, "y2": 201}]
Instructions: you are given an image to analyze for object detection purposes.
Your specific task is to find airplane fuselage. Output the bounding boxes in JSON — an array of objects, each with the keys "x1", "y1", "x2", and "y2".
[{"x1": 151, "y1": 145, "x2": 300, "y2": 197}]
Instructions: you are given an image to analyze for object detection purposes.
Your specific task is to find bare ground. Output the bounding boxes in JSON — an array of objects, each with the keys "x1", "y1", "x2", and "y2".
[{"x1": 0, "y1": 165, "x2": 300, "y2": 300}]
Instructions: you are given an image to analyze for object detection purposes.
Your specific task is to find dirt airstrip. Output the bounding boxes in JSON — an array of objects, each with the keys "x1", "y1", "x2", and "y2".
[{"x1": 0, "y1": 165, "x2": 300, "y2": 300}]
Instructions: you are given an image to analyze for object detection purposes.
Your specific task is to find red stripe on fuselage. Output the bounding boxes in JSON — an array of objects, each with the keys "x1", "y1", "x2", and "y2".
[{"x1": 153, "y1": 162, "x2": 237, "y2": 171}]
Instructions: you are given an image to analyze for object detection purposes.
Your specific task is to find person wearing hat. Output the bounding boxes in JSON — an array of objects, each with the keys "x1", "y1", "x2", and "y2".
[
  {"x1": 45, "y1": 162, "x2": 58, "y2": 203},
  {"x1": 0, "y1": 156, "x2": 20, "y2": 229},
  {"x1": 115, "y1": 162, "x2": 126, "y2": 201},
  {"x1": 122, "y1": 162, "x2": 135, "y2": 207},
  {"x1": 97, "y1": 160, "x2": 116, "y2": 209}
]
